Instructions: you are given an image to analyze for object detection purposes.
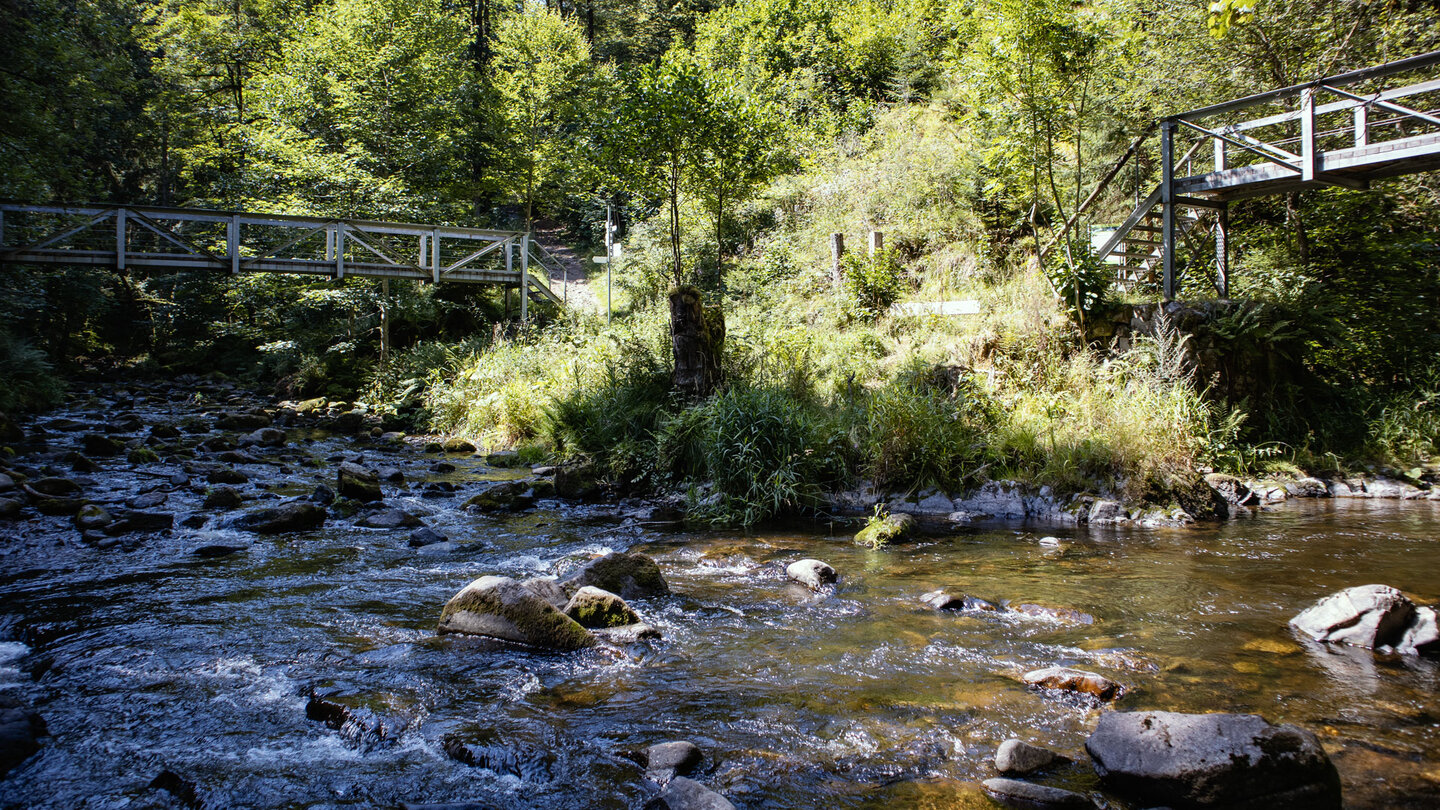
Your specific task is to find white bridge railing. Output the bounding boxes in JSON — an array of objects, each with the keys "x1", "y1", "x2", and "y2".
[{"x1": 0, "y1": 202, "x2": 565, "y2": 312}]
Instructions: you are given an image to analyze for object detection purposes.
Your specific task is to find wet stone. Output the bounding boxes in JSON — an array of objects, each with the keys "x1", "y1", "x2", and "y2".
[
  {"x1": 643, "y1": 776, "x2": 737, "y2": 810},
  {"x1": 442, "y1": 437, "x2": 476, "y2": 453},
  {"x1": 995, "y1": 739, "x2": 1068, "y2": 775},
  {"x1": 336, "y1": 462, "x2": 382, "y2": 502},
  {"x1": 564, "y1": 586, "x2": 641, "y2": 628},
  {"x1": 441, "y1": 733, "x2": 554, "y2": 780},
  {"x1": 356, "y1": 508, "x2": 422, "y2": 529},
  {"x1": 787, "y1": 558, "x2": 839, "y2": 591},
  {"x1": 128, "y1": 491, "x2": 168, "y2": 509},
  {"x1": 203, "y1": 487, "x2": 245, "y2": 510},
  {"x1": 1022, "y1": 666, "x2": 1124, "y2": 702},
  {"x1": 981, "y1": 777, "x2": 1092, "y2": 809},
  {"x1": 81, "y1": 434, "x2": 125, "y2": 457},
  {"x1": 73, "y1": 504, "x2": 112, "y2": 531},
  {"x1": 64, "y1": 452, "x2": 98, "y2": 472},
  {"x1": 408, "y1": 526, "x2": 449, "y2": 547},
  {"x1": 29, "y1": 477, "x2": 80, "y2": 497},
  {"x1": 147, "y1": 769, "x2": 203, "y2": 809},
  {"x1": 645, "y1": 740, "x2": 703, "y2": 783},
  {"x1": 230, "y1": 501, "x2": 326, "y2": 534},
  {"x1": 922, "y1": 591, "x2": 998, "y2": 611},
  {"x1": 0, "y1": 498, "x2": 21, "y2": 519},
  {"x1": 561, "y1": 551, "x2": 670, "y2": 600},
  {"x1": 206, "y1": 469, "x2": 249, "y2": 485}
]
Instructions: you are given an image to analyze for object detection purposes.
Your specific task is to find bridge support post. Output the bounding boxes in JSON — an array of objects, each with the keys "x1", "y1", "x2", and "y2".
[
  {"x1": 1301, "y1": 87, "x2": 1317, "y2": 182},
  {"x1": 1215, "y1": 206, "x2": 1229, "y2": 299},
  {"x1": 430, "y1": 229, "x2": 440, "y2": 283},
  {"x1": 1161, "y1": 120, "x2": 1176, "y2": 301},
  {"x1": 116, "y1": 208, "x2": 127, "y2": 271},
  {"x1": 227, "y1": 214, "x2": 240, "y2": 275},
  {"x1": 520, "y1": 233, "x2": 530, "y2": 322},
  {"x1": 336, "y1": 224, "x2": 346, "y2": 279}
]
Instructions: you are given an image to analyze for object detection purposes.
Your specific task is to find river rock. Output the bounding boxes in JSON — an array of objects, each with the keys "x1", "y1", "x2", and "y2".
[
  {"x1": 0, "y1": 473, "x2": 12, "y2": 492},
  {"x1": 408, "y1": 527, "x2": 449, "y2": 547},
  {"x1": 206, "y1": 468, "x2": 249, "y2": 485},
  {"x1": 332, "y1": 411, "x2": 365, "y2": 433},
  {"x1": 81, "y1": 433, "x2": 125, "y2": 456},
  {"x1": 231, "y1": 501, "x2": 327, "y2": 534},
  {"x1": 0, "y1": 497, "x2": 21, "y2": 519},
  {"x1": 1394, "y1": 605, "x2": 1439, "y2": 655},
  {"x1": 107, "y1": 510, "x2": 174, "y2": 534},
  {"x1": 554, "y1": 460, "x2": 601, "y2": 500},
  {"x1": 463, "y1": 480, "x2": 534, "y2": 512},
  {"x1": 561, "y1": 552, "x2": 669, "y2": 600},
  {"x1": 1085, "y1": 710, "x2": 1341, "y2": 809},
  {"x1": 193, "y1": 544, "x2": 247, "y2": 558},
  {"x1": 0, "y1": 696, "x2": 46, "y2": 777},
  {"x1": 564, "y1": 586, "x2": 641, "y2": 628},
  {"x1": 304, "y1": 692, "x2": 389, "y2": 752},
  {"x1": 981, "y1": 778, "x2": 1091, "y2": 809},
  {"x1": 645, "y1": 740, "x2": 702, "y2": 783},
  {"x1": 336, "y1": 462, "x2": 382, "y2": 502},
  {"x1": 204, "y1": 486, "x2": 245, "y2": 510},
  {"x1": 921, "y1": 590, "x2": 998, "y2": 611},
  {"x1": 129, "y1": 491, "x2": 168, "y2": 510},
  {"x1": 244, "y1": 427, "x2": 286, "y2": 447},
  {"x1": 128, "y1": 448, "x2": 160, "y2": 464},
  {"x1": 1022, "y1": 666, "x2": 1124, "y2": 701},
  {"x1": 377, "y1": 467, "x2": 404, "y2": 482},
  {"x1": 29, "y1": 477, "x2": 80, "y2": 497},
  {"x1": 442, "y1": 437, "x2": 476, "y2": 453},
  {"x1": 1010, "y1": 603, "x2": 1095, "y2": 625},
  {"x1": 216, "y1": 412, "x2": 270, "y2": 431},
  {"x1": 521, "y1": 576, "x2": 568, "y2": 609},
  {"x1": 25, "y1": 486, "x2": 85, "y2": 516},
  {"x1": 437, "y1": 575, "x2": 596, "y2": 650},
  {"x1": 356, "y1": 508, "x2": 422, "y2": 529},
  {"x1": 441, "y1": 734, "x2": 554, "y2": 780},
  {"x1": 149, "y1": 424, "x2": 181, "y2": 440},
  {"x1": 147, "y1": 770, "x2": 202, "y2": 809},
  {"x1": 995, "y1": 739, "x2": 1069, "y2": 775},
  {"x1": 787, "y1": 559, "x2": 838, "y2": 590},
  {"x1": 65, "y1": 452, "x2": 100, "y2": 472},
  {"x1": 1290, "y1": 584, "x2": 1415, "y2": 650},
  {"x1": 643, "y1": 777, "x2": 736, "y2": 810},
  {"x1": 1205, "y1": 473, "x2": 1257, "y2": 506},
  {"x1": 74, "y1": 504, "x2": 113, "y2": 531},
  {"x1": 855, "y1": 513, "x2": 915, "y2": 547},
  {"x1": 594, "y1": 622, "x2": 663, "y2": 643}
]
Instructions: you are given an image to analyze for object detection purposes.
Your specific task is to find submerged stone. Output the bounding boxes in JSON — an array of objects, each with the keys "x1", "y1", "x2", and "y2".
[
  {"x1": 981, "y1": 777, "x2": 1091, "y2": 809},
  {"x1": 1022, "y1": 666, "x2": 1124, "y2": 701}
]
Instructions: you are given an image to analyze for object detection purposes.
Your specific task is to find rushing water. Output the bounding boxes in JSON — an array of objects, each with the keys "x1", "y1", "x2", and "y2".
[{"x1": 1, "y1": 387, "x2": 1439, "y2": 809}]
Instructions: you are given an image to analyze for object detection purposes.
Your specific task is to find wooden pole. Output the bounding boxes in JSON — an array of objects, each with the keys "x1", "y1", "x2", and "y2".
[
  {"x1": 868, "y1": 230, "x2": 883, "y2": 256},
  {"x1": 831, "y1": 233, "x2": 845, "y2": 281}
]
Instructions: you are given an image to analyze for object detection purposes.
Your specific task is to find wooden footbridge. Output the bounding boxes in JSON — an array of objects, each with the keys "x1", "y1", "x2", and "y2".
[
  {"x1": 1045, "y1": 50, "x2": 1440, "y2": 299},
  {"x1": 0, "y1": 203, "x2": 566, "y2": 318}
]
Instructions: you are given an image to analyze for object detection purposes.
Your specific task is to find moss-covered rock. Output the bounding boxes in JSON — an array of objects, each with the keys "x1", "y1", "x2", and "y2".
[
  {"x1": 81, "y1": 433, "x2": 125, "y2": 457},
  {"x1": 231, "y1": 501, "x2": 326, "y2": 534},
  {"x1": 463, "y1": 480, "x2": 535, "y2": 512},
  {"x1": 564, "y1": 586, "x2": 641, "y2": 628},
  {"x1": 554, "y1": 461, "x2": 601, "y2": 500},
  {"x1": 438, "y1": 575, "x2": 596, "y2": 650},
  {"x1": 74, "y1": 504, "x2": 112, "y2": 531},
  {"x1": 442, "y1": 437, "x2": 476, "y2": 453},
  {"x1": 561, "y1": 552, "x2": 669, "y2": 600},
  {"x1": 336, "y1": 462, "x2": 382, "y2": 502},
  {"x1": 855, "y1": 512, "x2": 915, "y2": 548},
  {"x1": 128, "y1": 448, "x2": 161, "y2": 464}
]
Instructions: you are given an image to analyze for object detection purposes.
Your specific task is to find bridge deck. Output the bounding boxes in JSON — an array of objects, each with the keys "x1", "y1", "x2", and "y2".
[{"x1": 1177, "y1": 129, "x2": 1440, "y2": 200}]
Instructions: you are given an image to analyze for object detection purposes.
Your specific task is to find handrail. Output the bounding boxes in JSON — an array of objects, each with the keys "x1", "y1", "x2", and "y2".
[
  {"x1": 1038, "y1": 122, "x2": 1155, "y2": 261},
  {"x1": 1170, "y1": 49, "x2": 1440, "y2": 123}
]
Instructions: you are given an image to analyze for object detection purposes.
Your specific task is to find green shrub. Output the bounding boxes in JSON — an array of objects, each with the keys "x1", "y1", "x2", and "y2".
[
  {"x1": 0, "y1": 330, "x2": 64, "y2": 412},
  {"x1": 841, "y1": 247, "x2": 906, "y2": 320},
  {"x1": 863, "y1": 362, "x2": 996, "y2": 492}
]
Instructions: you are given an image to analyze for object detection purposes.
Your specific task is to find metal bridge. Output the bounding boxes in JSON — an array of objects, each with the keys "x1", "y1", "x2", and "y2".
[
  {"x1": 0, "y1": 203, "x2": 565, "y2": 318},
  {"x1": 1045, "y1": 50, "x2": 1440, "y2": 300}
]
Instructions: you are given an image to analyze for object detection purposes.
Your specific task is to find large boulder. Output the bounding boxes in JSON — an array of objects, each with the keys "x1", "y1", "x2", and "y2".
[
  {"x1": 438, "y1": 575, "x2": 596, "y2": 651},
  {"x1": 336, "y1": 462, "x2": 382, "y2": 502},
  {"x1": 561, "y1": 552, "x2": 669, "y2": 600},
  {"x1": 1396, "y1": 606, "x2": 1440, "y2": 654},
  {"x1": 1290, "y1": 584, "x2": 1416, "y2": 650},
  {"x1": 564, "y1": 586, "x2": 641, "y2": 628},
  {"x1": 231, "y1": 501, "x2": 327, "y2": 534},
  {"x1": 1085, "y1": 711, "x2": 1341, "y2": 809}
]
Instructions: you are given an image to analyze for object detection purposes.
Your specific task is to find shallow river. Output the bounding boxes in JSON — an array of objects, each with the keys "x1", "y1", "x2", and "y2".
[{"x1": 1, "y1": 386, "x2": 1438, "y2": 809}]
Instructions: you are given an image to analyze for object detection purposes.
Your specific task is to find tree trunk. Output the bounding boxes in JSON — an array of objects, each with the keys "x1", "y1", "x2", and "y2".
[{"x1": 669, "y1": 286, "x2": 724, "y2": 400}]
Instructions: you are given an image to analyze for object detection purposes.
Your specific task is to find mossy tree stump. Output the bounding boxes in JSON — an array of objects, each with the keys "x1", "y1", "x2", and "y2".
[{"x1": 669, "y1": 285, "x2": 724, "y2": 399}]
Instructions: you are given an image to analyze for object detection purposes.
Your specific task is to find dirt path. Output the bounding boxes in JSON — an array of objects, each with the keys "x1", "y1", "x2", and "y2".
[{"x1": 530, "y1": 220, "x2": 599, "y2": 314}]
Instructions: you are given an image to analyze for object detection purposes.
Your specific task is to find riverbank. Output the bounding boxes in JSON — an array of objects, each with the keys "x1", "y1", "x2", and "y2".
[{"x1": 1, "y1": 380, "x2": 1439, "y2": 808}]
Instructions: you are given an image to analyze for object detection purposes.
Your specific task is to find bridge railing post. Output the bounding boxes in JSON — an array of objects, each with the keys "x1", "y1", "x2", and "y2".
[
  {"x1": 430, "y1": 228, "x2": 440, "y2": 283},
  {"x1": 1300, "y1": 86, "x2": 1317, "y2": 182},
  {"x1": 227, "y1": 214, "x2": 239, "y2": 275},
  {"x1": 116, "y1": 208, "x2": 127, "y2": 271},
  {"x1": 1161, "y1": 119, "x2": 1176, "y2": 302},
  {"x1": 335, "y1": 223, "x2": 346, "y2": 279}
]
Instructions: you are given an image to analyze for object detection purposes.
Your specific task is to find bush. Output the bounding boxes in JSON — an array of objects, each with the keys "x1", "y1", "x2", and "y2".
[
  {"x1": 0, "y1": 330, "x2": 64, "y2": 412},
  {"x1": 841, "y1": 247, "x2": 906, "y2": 320},
  {"x1": 863, "y1": 362, "x2": 996, "y2": 493}
]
